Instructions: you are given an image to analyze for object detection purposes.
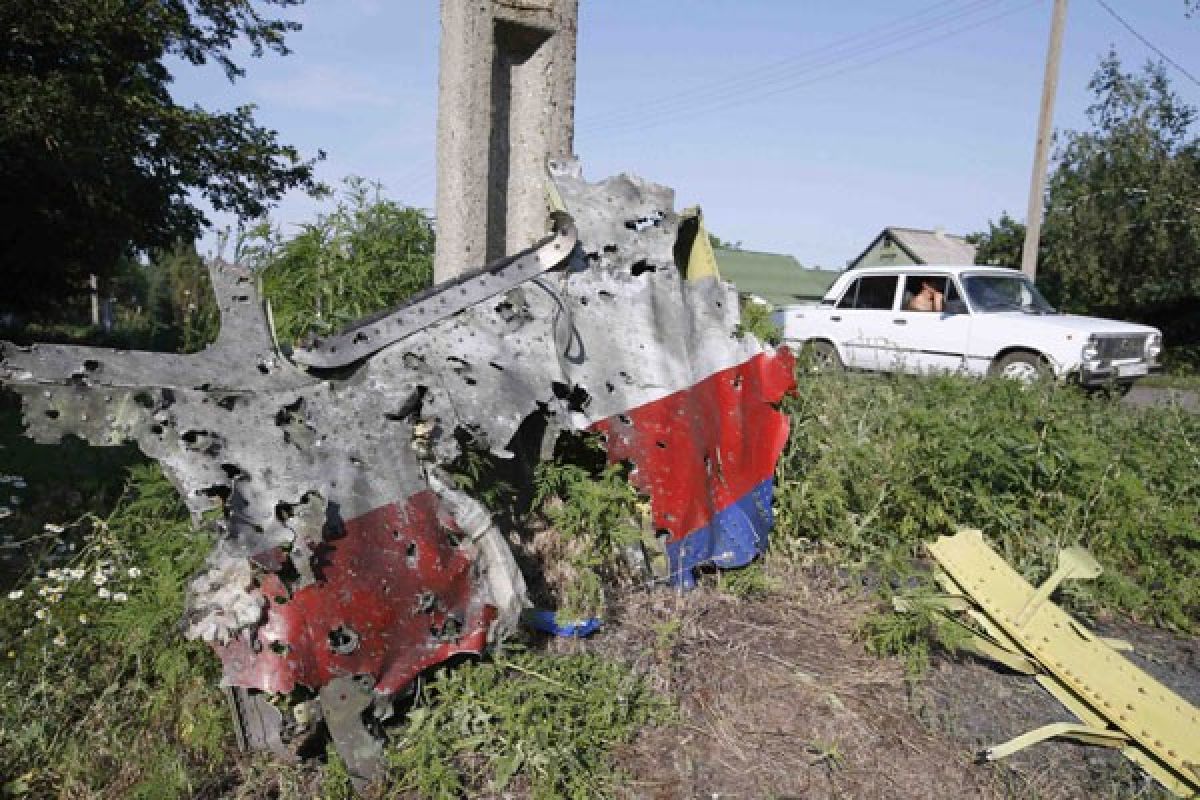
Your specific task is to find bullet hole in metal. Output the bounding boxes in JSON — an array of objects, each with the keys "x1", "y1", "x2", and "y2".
[
  {"x1": 431, "y1": 615, "x2": 463, "y2": 642},
  {"x1": 414, "y1": 591, "x2": 437, "y2": 614},
  {"x1": 44, "y1": 409, "x2": 60, "y2": 419},
  {"x1": 384, "y1": 386, "x2": 427, "y2": 422},
  {"x1": 551, "y1": 381, "x2": 590, "y2": 413},
  {"x1": 221, "y1": 463, "x2": 247, "y2": 482},
  {"x1": 631, "y1": 260, "x2": 656, "y2": 276},
  {"x1": 405, "y1": 542, "x2": 418, "y2": 569},
  {"x1": 269, "y1": 641, "x2": 290, "y2": 654},
  {"x1": 327, "y1": 625, "x2": 360, "y2": 655}
]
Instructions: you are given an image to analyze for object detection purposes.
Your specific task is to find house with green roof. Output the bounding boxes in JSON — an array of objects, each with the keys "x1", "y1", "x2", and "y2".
[{"x1": 712, "y1": 247, "x2": 841, "y2": 307}]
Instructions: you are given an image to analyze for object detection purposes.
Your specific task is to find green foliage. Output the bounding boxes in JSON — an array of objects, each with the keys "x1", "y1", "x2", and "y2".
[
  {"x1": 716, "y1": 562, "x2": 780, "y2": 599},
  {"x1": 384, "y1": 650, "x2": 668, "y2": 800},
  {"x1": 0, "y1": 464, "x2": 227, "y2": 798},
  {"x1": 533, "y1": 437, "x2": 645, "y2": 618},
  {"x1": 1041, "y1": 54, "x2": 1200, "y2": 335},
  {"x1": 251, "y1": 177, "x2": 435, "y2": 344},
  {"x1": 0, "y1": 0, "x2": 322, "y2": 311},
  {"x1": 737, "y1": 297, "x2": 782, "y2": 345},
  {"x1": 859, "y1": 595, "x2": 971, "y2": 677},
  {"x1": 775, "y1": 372, "x2": 1200, "y2": 631},
  {"x1": 967, "y1": 212, "x2": 1027, "y2": 269}
]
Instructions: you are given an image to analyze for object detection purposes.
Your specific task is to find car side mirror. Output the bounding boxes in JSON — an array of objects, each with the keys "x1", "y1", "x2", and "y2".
[{"x1": 944, "y1": 299, "x2": 967, "y2": 315}]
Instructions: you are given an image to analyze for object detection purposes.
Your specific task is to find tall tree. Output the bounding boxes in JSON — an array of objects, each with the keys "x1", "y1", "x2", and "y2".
[
  {"x1": 0, "y1": 0, "x2": 323, "y2": 312},
  {"x1": 1038, "y1": 53, "x2": 1200, "y2": 338},
  {"x1": 966, "y1": 212, "x2": 1027, "y2": 269}
]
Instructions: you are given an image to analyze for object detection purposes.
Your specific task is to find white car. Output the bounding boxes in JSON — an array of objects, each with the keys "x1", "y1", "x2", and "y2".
[{"x1": 771, "y1": 265, "x2": 1162, "y2": 388}]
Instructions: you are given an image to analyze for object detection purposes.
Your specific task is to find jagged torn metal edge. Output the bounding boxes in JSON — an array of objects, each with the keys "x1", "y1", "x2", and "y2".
[{"x1": 0, "y1": 156, "x2": 795, "y2": 716}]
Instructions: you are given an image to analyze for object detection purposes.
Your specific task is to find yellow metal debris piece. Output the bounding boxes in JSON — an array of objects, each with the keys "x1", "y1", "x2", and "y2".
[{"x1": 926, "y1": 529, "x2": 1200, "y2": 798}]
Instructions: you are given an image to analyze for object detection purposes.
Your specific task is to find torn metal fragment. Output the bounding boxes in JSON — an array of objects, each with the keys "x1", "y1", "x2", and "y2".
[
  {"x1": 915, "y1": 529, "x2": 1199, "y2": 798},
  {"x1": 0, "y1": 159, "x2": 796, "y2": 775}
]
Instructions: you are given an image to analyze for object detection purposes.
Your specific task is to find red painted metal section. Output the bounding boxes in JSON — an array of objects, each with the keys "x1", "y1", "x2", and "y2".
[
  {"x1": 214, "y1": 490, "x2": 494, "y2": 695},
  {"x1": 594, "y1": 348, "x2": 796, "y2": 542}
]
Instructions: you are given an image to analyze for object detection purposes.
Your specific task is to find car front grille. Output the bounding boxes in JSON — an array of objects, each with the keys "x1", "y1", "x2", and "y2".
[{"x1": 1096, "y1": 335, "x2": 1146, "y2": 361}]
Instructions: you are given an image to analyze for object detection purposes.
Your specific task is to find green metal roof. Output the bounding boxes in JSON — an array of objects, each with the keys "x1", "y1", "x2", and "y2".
[{"x1": 712, "y1": 247, "x2": 841, "y2": 306}]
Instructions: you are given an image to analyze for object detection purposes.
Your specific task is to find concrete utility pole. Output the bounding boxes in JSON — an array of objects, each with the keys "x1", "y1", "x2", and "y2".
[
  {"x1": 433, "y1": 0, "x2": 579, "y2": 282},
  {"x1": 1021, "y1": 0, "x2": 1069, "y2": 281}
]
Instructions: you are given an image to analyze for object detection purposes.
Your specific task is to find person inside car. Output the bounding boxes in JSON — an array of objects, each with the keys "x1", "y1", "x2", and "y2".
[{"x1": 905, "y1": 278, "x2": 944, "y2": 312}]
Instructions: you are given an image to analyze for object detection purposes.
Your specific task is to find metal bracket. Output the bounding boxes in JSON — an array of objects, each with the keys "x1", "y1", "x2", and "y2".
[
  {"x1": 917, "y1": 530, "x2": 1200, "y2": 797},
  {"x1": 290, "y1": 211, "x2": 578, "y2": 368}
]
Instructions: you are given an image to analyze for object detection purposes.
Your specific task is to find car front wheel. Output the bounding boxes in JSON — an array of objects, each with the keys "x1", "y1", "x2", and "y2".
[
  {"x1": 802, "y1": 340, "x2": 844, "y2": 374},
  {"x1": 991, "y1": 351, "x2": 1049, "y2": 385}
]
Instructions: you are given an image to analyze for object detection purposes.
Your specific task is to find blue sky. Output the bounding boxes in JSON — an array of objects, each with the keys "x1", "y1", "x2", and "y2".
[{"x1": 172, "y1": 0, "x2": 1200, "y2": 268}]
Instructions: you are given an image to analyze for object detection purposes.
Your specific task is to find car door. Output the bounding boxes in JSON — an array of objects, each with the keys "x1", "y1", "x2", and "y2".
[
  {"x1": 833, "y1": 274, "x2": 901, "y2": 369},
  {"x1": 890, "y1": 273, "x2": 972, "y2": 374}
]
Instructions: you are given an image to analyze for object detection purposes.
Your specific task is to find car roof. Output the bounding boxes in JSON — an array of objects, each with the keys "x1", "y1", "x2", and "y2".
[{"x1": 838, "y1": 265, "x2": 1021, "y2": 277}]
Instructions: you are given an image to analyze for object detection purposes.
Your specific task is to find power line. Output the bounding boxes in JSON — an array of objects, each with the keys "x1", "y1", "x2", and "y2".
[
  {"x1": 579, "y1": 0, "x2": 1012, "y2": 133},
  {"x1": 1092, "y1": 0, "x2": 1200, "y2": 88},
  {"x1": 577, "y1": 0, "x2": 991, "y2": 129},
  {"x1": 579, "y1": 0, "x2": 1041, "y2": 142}
]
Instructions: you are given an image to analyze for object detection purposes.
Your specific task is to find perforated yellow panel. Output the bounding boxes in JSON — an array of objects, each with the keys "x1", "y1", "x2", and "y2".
[{"x1": 928, "y1": 529, "x2": 1200, "y2": 797}]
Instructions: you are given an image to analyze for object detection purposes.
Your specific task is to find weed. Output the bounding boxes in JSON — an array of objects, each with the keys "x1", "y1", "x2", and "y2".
[
  {"x1": 858, "y1": 593, "x2": 972, "y2": 677},
  {"x1": 0, "y1": 464, "x2": 227, "y2": 798},
  {"x1": 532, "y1": 435, "x2": 646, "y2": 617},
  {"x1": 776, "y1": 372, "x2": 1200, "y2": 631},
  {"x1": 383, "y1": 650, "x2": 669, "y2": 800},
  {"x1": 715, "y1": 562, "x2": 780, "y2": 599}
]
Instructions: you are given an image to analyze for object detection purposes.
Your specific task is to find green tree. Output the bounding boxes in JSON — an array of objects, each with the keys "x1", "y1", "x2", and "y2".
[
  {"x1": 0, "y1": 0, "x2": 323, "y2": 312},
  {"x1": 250, "y1": 177, "x2": 435, "y2": 344},
  {"x1": 1038, "y1": 54, "x2": 1200, "y2": 340},
  {"x1": 966, "y1": 212, "x2": 1027, "y2": 268}
]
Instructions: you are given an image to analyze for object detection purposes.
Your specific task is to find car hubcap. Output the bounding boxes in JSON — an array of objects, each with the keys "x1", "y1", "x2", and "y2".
[{"x1": 1001, "y1": 361, "x2": 1040, "y2": 384}]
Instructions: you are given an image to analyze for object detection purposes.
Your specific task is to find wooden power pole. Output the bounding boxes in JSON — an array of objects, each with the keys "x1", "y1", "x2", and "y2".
[{"x1": 1021, "y1": 0, "x2": 1069, "y2": 281}]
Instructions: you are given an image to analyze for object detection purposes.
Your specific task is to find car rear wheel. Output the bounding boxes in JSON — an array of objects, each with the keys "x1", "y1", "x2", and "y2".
[
  {"x1": 803, "y1": 340, "x2": 844, "y2": 374},
  {"x1": 991, "y1": 351, "x2": 1048, "y2": 385}
]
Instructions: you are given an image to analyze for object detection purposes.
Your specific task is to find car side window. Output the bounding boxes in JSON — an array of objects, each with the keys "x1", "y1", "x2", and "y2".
[
  {"x1": 901, "y1": 275, "x2": 948, "y2": 312},
  {"x1": 944, "y1": 279, "x2": 968, "y2": 314},
  {"x1": 836, "y1": 278, "x2": 860, "y2": 309},
  {"x1": 853, "y1": 276, "x2": 899, "y2": 310}
]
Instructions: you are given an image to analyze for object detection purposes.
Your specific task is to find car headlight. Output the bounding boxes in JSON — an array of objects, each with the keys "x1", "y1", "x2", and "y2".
[
  {"x1": 1146, "y1": 333, "x2": 1163, "y2": 360},
  {"x1": 1082, "y1": 336, "x2": 1100, "y2": 361}
]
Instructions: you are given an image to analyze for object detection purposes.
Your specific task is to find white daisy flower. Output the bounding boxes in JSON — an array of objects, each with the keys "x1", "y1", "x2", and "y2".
[
  {"x1": 34, "y1": 608, "x2": 47, "y2": 620},
  {"x1": 127, "y1": 567, "x2": 142, "y2": 579},
  {"x1": 112, "y1": 592, "x2": 128, "y2": 603},
  {"x1": 96, "y1": 587, "x2": 111, "y2": 599},
  {"x1": 43, "y1": 523, "x2": 65, "y2": 534},
  {"x1": 6, "y1": 590, "x2": 23, "y2": 600},
  {"x1": 52, "y1": 632, "x2": 66, "y2": 647}
]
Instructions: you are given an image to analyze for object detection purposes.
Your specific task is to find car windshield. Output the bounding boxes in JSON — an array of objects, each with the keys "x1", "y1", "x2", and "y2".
[{"x1": 963, "y1": 273, "x2": 1055, "y2": 314}]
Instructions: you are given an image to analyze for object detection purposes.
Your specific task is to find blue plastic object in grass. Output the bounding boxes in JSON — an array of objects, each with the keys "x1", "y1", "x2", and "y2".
[{"x1": 521, "y1": 609, "x2": 602, "y2": 638}]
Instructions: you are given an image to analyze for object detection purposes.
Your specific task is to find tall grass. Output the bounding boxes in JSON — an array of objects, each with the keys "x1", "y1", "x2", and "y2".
[{"x1": 775, "y1": 372, "x2": 1200, "y2": 631}]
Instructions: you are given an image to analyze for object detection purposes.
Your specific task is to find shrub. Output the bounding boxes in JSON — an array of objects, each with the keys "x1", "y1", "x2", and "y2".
[{"x1": 775, "y1": 372, "x2": 1200, "y2": 631}]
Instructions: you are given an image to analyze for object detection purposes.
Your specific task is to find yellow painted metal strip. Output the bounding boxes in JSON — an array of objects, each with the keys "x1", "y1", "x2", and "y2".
[
  {"x1": 927, "y1": 529, "x2": 1200, "y2": 797},
  {"x1": 984, "y1": 721, "x2": 1129, "y2": 761}
]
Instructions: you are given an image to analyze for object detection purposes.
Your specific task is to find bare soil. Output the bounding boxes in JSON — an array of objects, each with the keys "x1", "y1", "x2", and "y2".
[{"x1": 551, "y1": 561, "x2": 1197, "y2": 800}]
